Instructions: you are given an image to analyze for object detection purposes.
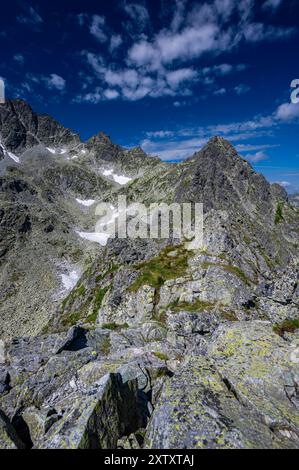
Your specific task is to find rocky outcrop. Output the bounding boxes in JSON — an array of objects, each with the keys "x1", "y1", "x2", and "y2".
[
  {"x1": 145, "y1": 322, "x2": 299, "y2": 449},
  {"x1": 0, "y1": 100, "x2": 80, "y2": 153}
]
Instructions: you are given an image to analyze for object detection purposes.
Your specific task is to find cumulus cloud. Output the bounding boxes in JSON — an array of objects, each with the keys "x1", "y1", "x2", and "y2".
[
  {"x1": 110, "y1": 35, "x2": 123, "y2": 52},
  {"x1": 77, "y1": 0, "x2": 296, "y2": 103},
  {"x1": 214, "y1": 88, "x2": 226, "y2": 95},
  {"x1": 80, "y1": 52, "x2": 198, "y2": 101},
  {"x1": 123, "y1": 2, "x2": 150, "y2": 26},
  {"x1": 275, "y1": 102, "x2": 299, "y2": 121},
  {"x1": 274, "y1": 180, "x2": 290, "y2": 187},
  {"x1": 13, "y1": 54, "x2": 25, "y2": 65},
  {"x1": 234, "y1": 84, "x2": 251, "y2": 95},
  {"x1": 243, "y1": 151, "x2": 268, "y2": 163},
  {"x1": 263, "y1": 0, "x2": 283, "y2": 10},
  {"x1": 17, "y1": 3, "x2": 43, "y2": 27},
  {"x1": 42, "y1": 74, "x2": 66, "y2": 91},
  {"x1": 90, "y1": 15, "x2": 107, "y2": 42}
]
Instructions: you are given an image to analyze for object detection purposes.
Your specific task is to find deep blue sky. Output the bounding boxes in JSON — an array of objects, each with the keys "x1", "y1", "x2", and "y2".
[{"x1": 0, "y1": 0, "x2": 299, "y2": 192}]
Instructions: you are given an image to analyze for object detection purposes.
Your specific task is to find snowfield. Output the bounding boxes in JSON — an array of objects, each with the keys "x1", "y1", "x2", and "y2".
[
  {"x1": 61, "y1": 269, "x2": 81, "y2": 292},
  {"x1": 76, "y1": 230, "x2": 110, "y2": 246},
  {"x1": 0, "y1": 138, "x2": 20, "y2": 163},
  {"x1": 75, "y1": 198, "x2": 96, "y2": 207},
  {"x1": 102, "y1": 169, "x2": 132, "y2": 185}
]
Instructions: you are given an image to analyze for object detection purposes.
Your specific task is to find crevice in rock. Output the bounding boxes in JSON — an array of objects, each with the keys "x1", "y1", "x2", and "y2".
[
  {"x1": 11, "y1": 412, "x2": 33, "y2": 449},
  {"x1": 221, "y1": 376, "x2": 240, "y2": 403}
]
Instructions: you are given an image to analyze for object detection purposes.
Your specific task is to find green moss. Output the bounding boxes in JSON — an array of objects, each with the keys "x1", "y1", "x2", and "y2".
[
  {"x1": 100, "y1": 336, "x2": 111, "y2": 355},
  {"x1": 153, "y1": 352, "x2": 169, "y2": 361},
  {"x1": 61, "y1": 283, "x2": 86, "y2": 311},
  {"x1": 92, "y1": 286, "x2": 109, "y2": 316},
  {"x1": 202, "y1": 262, "x2": 252, "y2": 286},
  {"x1": 86, "y1": 310, "x2": 98, "y2": 324},
  {"x1": 101, "y1": 322, "x2": 129, "y2": 331},
  {"x1": 153, "y1": 310, "x2": 168, "y2": 324},
  {"x1": 273, "y1": 319, "x2": 299, "y2": 337},
  {"x1": 67, "y1": 311, "x2": 83, "y2": 325},
  {"x1": 96, "y1": 264, "x2": 119, "y2": 283},
  {"x1": 128, "y1": 245, "x2": 191, "y2": 293},
  {"x1": 275, "y1": 202, "x2": 284, "y2": 224},
  {"x1": 168, "y1": 298, "x2": 215, "y2": 313},
  {"x1": 220, "y1": 310, "x2": 238, "y2": 322}
]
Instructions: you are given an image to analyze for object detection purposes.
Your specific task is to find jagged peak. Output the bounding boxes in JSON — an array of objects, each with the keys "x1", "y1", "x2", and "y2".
[
  {"x1": 88, "y1": 131, "x2": 113, "y2": 145},
  {"x1": 203, "y1": 136, "x2": 237, "y2": 155}
]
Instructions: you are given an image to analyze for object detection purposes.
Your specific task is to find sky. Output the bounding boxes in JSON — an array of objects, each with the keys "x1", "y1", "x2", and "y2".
[{"x1": 0, "y1": 0, "x2": 299, "y2": 192}]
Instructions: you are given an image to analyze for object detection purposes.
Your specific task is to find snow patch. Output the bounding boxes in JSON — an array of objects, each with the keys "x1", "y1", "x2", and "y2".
[
  {"x1": 61, "y1": 269, "x2": 81, "y2": 292},
  {"x1": 102, "y1": 168, "x2": 132, "y2": 185},
  {"x1": 7, "y1": 152, "x2": 20, "y2": 163},
  {"x1": 113, "y1": 174, "x2": 132, "y2": 185},
  {"x1": 46, "y1": 147, "x2": 67, "y2": 155},
  {"x1": 75, "y1": 198, "x2": 96, "y2": 207},
  {"x1": 0, "y1": 138, "x2": 20, "y2": 163},
  {"x1": 76, "y1": 230, "x2": 110, "y2": 246}
]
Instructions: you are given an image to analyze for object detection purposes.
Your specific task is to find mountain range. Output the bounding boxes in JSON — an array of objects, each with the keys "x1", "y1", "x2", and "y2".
[{"x1": 0, "y1": 99, "x2": 299, "y2": 449}]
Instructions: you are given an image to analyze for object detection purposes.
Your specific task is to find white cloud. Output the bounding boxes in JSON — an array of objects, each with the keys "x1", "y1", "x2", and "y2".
[
  {"x1": 17, "y1": 4, "x2": 43, "y2": 27},
  {"x1": 243, "y1": 151, "x2": 268, "y2": 163},
  {"x1": 236, "y1": 144, "x2": 279, "y2": 151},
  {"x1": 13, "y1": 54, "x2": 25, "y2": 65},
  {"x1": 171, "y1": 0, "x2": 186, "y2": 32},
  {"x1": 43, "y1": 74, "x2": 66, "y2": 91},
  {"x1": 166, "y1": 68, "x2": 198, "y2": 88},
  {"x1": 128, "y1": 24, "x2": 220, "y2": 70},
  {"x1": 103, "y1": 89, "x2": 120, "y2": 100},
  {"x1": 124, "y1": 3, "x2": 150, "y2": 26},
  {"x1": 110, "y1": 35, "x2": 123, "y2": 52},
  {"x1": 274, "y1": 180, "x2": 290, "y2": 187},
  {"x1": 214, "y1": 88, "x2": 226, "y2": 95},
  {"x1": 243, "y1": 22, "x2": 295, "y2": 42},
  {"x1": 78, "y1": 0, "x2": 296, "y2": 103},
  {"x1": 90, "y1": 15, "x2": 107, "y2": 42},
  {"x1": 82, "y1": 52, "x2": 198, "y2": 101},
  {"x1": 77, "y1": 13, "x2": 88, "y2": 26},
  {"x1": 234, "y1": 84, "x2": 251, "y2": 95},
  {"x1": 275, "y1": 102, "x2": 299, "y2": 121},
  {"x1": 263, "y1": 0, "x2": 283, "y2": 10}
]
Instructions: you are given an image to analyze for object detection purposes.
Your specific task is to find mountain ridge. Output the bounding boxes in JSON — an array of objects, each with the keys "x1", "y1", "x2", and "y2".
[{"x1": 0, "y1": 100, "x2": 299, "y2": 450}]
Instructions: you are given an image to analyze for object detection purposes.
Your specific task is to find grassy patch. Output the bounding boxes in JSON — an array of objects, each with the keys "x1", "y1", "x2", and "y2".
[
  {"x1": 275, "y1": 202, "x2": 284, "y2": 224},
  {"x1": 61, "y1": 284, "x2": 86, "y2": 311},
  {"x1": 62, "y1": 286, "x2": 109, "y2": 327},
  {"x1": 220, "y1": 310, "x2": 238, "y2": 322},
  {"x1": 273, "y1": 319, "x2": 299, "y2": 337},
  {"x1": 100, "y1": 336, "x2": 111, "y2": 355},
  {"x1": 101, "y1": 322, "x2": 129, "y2": 331},
  {"x1": 96, "y1": 264, "x2": 119, "y2": 283},
  {"x1": 168, "y1": 298, "x2": 215, "y2": 313},
  {"x1": 128, "y1": 245, "x2": 191, "y2": 293},
  {"x1": 92, "y1": 286, "x2": 110, "y2": 316},
  {"x1": 153, "y1": 352, "x2": 169, "y2": 361},
  {"x1": 202, "y1": 262, "x2": 252, "y2": 286}
]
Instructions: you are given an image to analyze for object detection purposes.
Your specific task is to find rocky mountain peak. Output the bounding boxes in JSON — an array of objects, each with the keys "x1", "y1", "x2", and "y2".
[
  {"x1": 0, "y1": 99, "x2": 80, "y2": 154},
  {"x1": 193, "y1": 136, "x2": 238, "y2": 163}
]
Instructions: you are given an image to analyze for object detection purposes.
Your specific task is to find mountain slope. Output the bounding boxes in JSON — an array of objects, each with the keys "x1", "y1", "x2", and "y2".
[{"x1": 0, "y1": 100, "x2": 299, "y2": 449}]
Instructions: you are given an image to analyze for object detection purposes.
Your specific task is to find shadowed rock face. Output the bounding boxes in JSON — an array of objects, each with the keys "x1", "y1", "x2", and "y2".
[
  {"x1": 0, "y1": 100, "x2": 80, "y2": 153},
  {"x1": 0, "y1": 100, "x2": 299, "y2": 449}
]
